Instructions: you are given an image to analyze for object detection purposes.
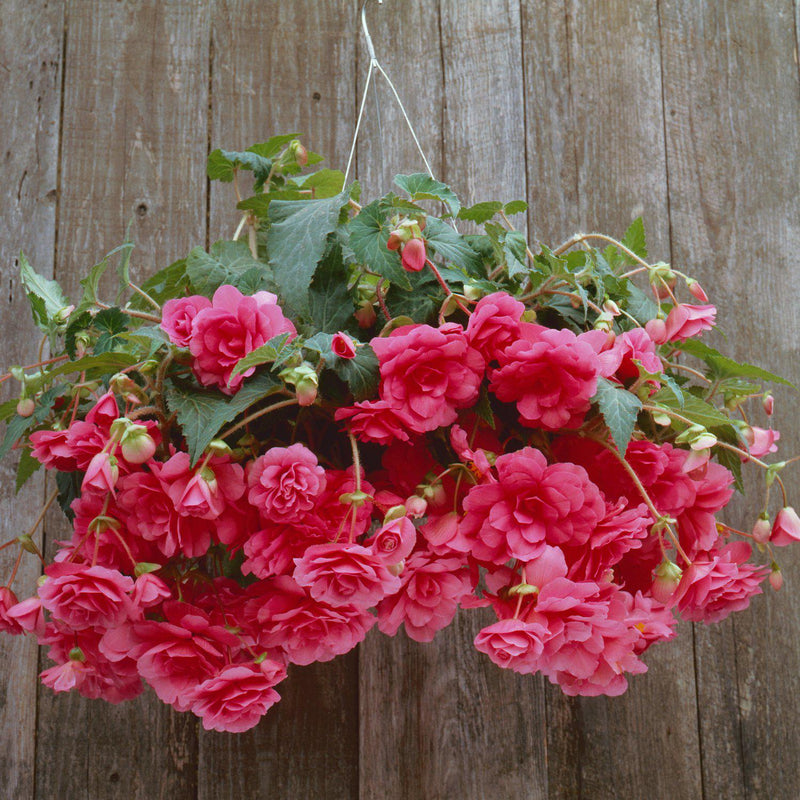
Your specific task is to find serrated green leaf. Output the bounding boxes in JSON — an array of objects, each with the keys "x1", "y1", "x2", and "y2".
[
  {"x1": 0, "y1": 384, "x2": 64, "y2": 460},
  {"x1": 130, "y1": 258, "x2": 190, "y2": 310},
  {"x1": 308, "y1": 245, "x2": 353, "y2": 333},
  {"x1": 675, "y1": 339, "x2": 795, "y2": 388},
  {"x1": 186, "y1": 241, "x2": 267, "y2": 297},
  {"x1": 625, "y1": 283, "x2": 659, "y2": 323},
  {"x1": 621, "y1": 217, "x2": 647, "y2": 260},
  {"x1": 504, "y1": 230, "x2": 528, "y2": 278},
  {"x1": 651, "y1": 388, "x2": 732, "y2": 430},
  {"x1": 267, "y1": 191, "x2": 350, "y2": 314},
  {"x1": 474, "y1": 386, "x2": 496, "y2": 430},
  {"x1": 593, "y1": 377, "x2": 642, "y2": 456},
  {"x1": 19, "y1": 252, "x2": 69, "y2": 333},
  {"x1": 0, "y1": 398, "x2": 19, "y2": 424},
  {"x1": 165, "y1": 372, "x2": 283, "y2": 465},
  {"x1": 348, "y1": 200, "x2": 412, "y2": 290},
  {"x1": 15, "y1": 447, "x2": 41, "y2": 494},
  {"x1": 503, "y1": 200, "x2": 528, "y2": 216},
  {"x1": 56, "y1": 471, "x2": 81, "y2": 522},
  {"x1": 659, "y1": 373, "x2": 685, "y2": 407},
  {"x1": 335, "y1": 344, "x2": 379, "y2": 400},
  {"x1": 303, "y1": 332, "x2": 337, "y2": 367},
  {"x1": 219, "y1": 149, "x2": 273, "y2": 191},
  {"x1": 394, "y1": 173, "x2": 461, "y2": 217},
  {"x1": 457, "y1": 201, "x2": 502, "y2": 224},
  {"x1": 115, "y1": 224, "x2": 135, "y2": 303},
  {"x1": 46, "y1": 351, "x2": 139, "y2": 379},
  {"x1": 93, "y1": 308, "x2": 130, "y2": 354},
  {"x1": 424, "y1": 217, "x2": 483, "y2": 276},
  {"x1": 294, "y1": 169, "x2": 347, "y2": 199},
  {"x1": 229, "y1": 333, "x2": 293, "y2": 380}
]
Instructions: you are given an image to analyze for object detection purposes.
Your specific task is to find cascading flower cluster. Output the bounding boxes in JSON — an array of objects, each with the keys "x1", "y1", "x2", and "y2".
[{"x1": 0, "y1": 135, "x2": 796, "y2": 731}]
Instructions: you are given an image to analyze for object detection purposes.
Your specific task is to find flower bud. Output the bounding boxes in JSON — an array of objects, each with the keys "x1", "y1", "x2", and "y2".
[
  {"x1": 386, "y1": 230, "x2": 404, "y2": 251},
  {"x1": 405, "y1": 495, "x2": 427, "y2": 518},
  {"x1": 770, "y1": 563, "x2": 783, "y2": 591},
  {"x1": 81, "y1": 452, "x2": 119, "y2": 494},
  {"x1": 16, "y1": 397, "x2": 35, "y2": 417},
  {"x1": 400, "y1": 237, "x2": 427, "y2": 272},
  {"x1": 331, "y1": 332, "x2": 357, "y2": 359},
  {"x1": 603, "y1": 299, "x2": 621, "y2": 317},
  {"x1": 645, "y1": 317, "x2": 668, "y2": 345},
  {"x1": 593, "y1": 310, "x2": 615, "y2": 333},
  {"x1": 355, "y1": 301, "x2": 377, "y2": 329},
  {"x1": 280, "y1": 363, "x2": 318, "y2": 407},
  {"x1": 652, "y1": 559, "x2": 683, "y2": 604},
  {"x1": 463, "y1": 283, "x2": 484, "y2": 302},
  {"x1": 762, "y1": 393, "x2": 774, "y2": 417},
  {"x1": 120, "y1": 424, "x2": 157, "y2": 464},
  {"x1": 752, "y1": 513, "x2": 771, "y2": 544},
  {"x1": 771, "y1": 506, "x2": 800, "y2": 546},
  {"x1": 288, "y1": 139, "x2": 308, "y2": 167},
  {"x1": 686, "y1": 279, "x2": 709, "y2": 303},
  {"x1": 68, "y1": 646, "x2": 86, "y2": 663}
]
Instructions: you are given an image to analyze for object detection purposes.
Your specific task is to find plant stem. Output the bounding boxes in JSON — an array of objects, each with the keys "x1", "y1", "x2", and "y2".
[
  {"x1": 553, "y1": 232, "x2": 650, "y2": 269},
  {"x1": 425, "y1": 259, "x2": 471, "y2": 316},
  {"x1": 128, "y1": 282, "x2": 161, "y2": 311},
  {"x1": 219, "y1": 398, "x2": 299, "y2": 439},
  {"x1": 96, "y1": 300, "x2": 160, "y2": 324}
]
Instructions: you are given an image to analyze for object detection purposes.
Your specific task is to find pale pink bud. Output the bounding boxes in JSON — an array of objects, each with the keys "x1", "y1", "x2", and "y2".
[
  {"x1": 405, "y1": 495, "x2": 428, "y2": 518},
  {"x1": 770, "y1": 565, "x2": 784, "y2": 591},
  {"x1": 331, "y1": 332, "x2": 356, "y2": 360},
  {"x1": 687, "y1": 279, "x2": 709, "y2": 303},
  {"x1": 771, "y1": 506, "x2": 800, "y2": 546},
  {"x1": 651, "y1": 559, "x2": 682, "y2": 604},
  {"x1": 16, "y1": 398, "x2": 35, "y2": 417},
  {"x1": 400, "y1": 238, "x2": 427, "y2": 272},
  {"x1": 120, "y1": 426, "x2": 157, "y2": 464},
  {"x1": 355, "y1": 301, "x2": 377, "y2": 329},
  {"x1": 386, "y1": 230, "x2": 403, "y2": 251},
  {"x1": 752, "y1": 514, "x2": 771, "y2": 544},
  {"x1": 645, "y1": 317, "x2": 668, "y2": 345},
  {"x1": 762, "y1": 393, "x2": 774, "y2": 417}
]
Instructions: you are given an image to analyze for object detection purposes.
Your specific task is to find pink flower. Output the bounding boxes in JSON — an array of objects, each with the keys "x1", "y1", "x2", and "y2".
[
  {"x1": 242, "y1": 519, "x2": 327, "y2": 579},
  {"x1": 5, "y1": 596, "x2": 46, "y2": 637},
  {"x1": 0, "y1": 587, "x2": 24, "y2": 635},
  {"x1": 188, "y1": 284, "x2": 296, "y2": 393},
  {"x1": 662, "y1": 304, "x2": 716, "y2": 342},
  {"x1": 461, "y1": 447, "x2": 605, "y2": 565},
  {"x1": 131, "y1": 574, "x2": 171, "y2": 609},
  {"x1": 376, "y1": 549, "x2": 473, "y2": 642},
  {"x1": 161, "y1": 295, "x2": 211, "y2": 347},
  {"x1": 81, "y1": 452, "x2": 119, "y2": 495},
  {"x1": 190, "y1": 661, "x2": 285, "y2": 733},
  {"x1": 676, "y1": 461, "x2": 734, "y2": 554},
  {"x1": 474, "y1": 618, "x2": 548, "y2": 673},
  {"x1": 465, "y1": 292, "x2": 525, "y2": 363},
  {"x1": 610, "y1": 328, "x2": 663, "y2": 383},
  {"x1": 370, "y1": 323, "x2": 484, "y2": 433},
  {"x1": 743, "y1": 426, "x2": 780, "y2": 458},
  {"x1": 489, "y1": 324, "x2": 599, "y2": 430},
  {"x1": 29, "y1": 429, "x2": 78, "y2": 471},
  {"x1": 335, "y1": 400, "x2": 413, "y2": 445},
  {"x1": 253, "y1": 576, "x2": 375, "y2": 665},
  {"x1": 400, "y1": 237, "x2": 427, "y2": 272},
  {"x1": 332, "y1": 332, "x2": 356, "y2": 359},
  {"x1": 771, "y1": 507, "x2": 800, "y2": 546},
  {"x1": 369, "y1": 517, "x2": 417, "y2": 565},
  {"x1": 294, "y1": 543, "x2": 401, "y2": 607},
  {"x1": 672, "y1": 541, "x2": 768, "y2": 623},
  {"x1": 247, "y1": 443, "x2": 326, "y2": 522},
  {"x1": 38, "y1": 563, "x2": 135, "y2": 630},
  {"x1": 41, "y1": 658, "x2": 87, "y2": 693}
]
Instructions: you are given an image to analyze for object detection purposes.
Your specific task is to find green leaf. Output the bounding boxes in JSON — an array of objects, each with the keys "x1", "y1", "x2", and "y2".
[
  {"x1": 503, "y1": 200, "x2": 528, "y2": 216},
  {"x1": 19, "y1": 252, "x2": 69, "y2": 333},
  {"x1": 0, "y1": 398, "x2": 19, "y2": 424},
  {"x1": 504, "y1": 230, "x2": 528, "y2": 278},
  {"x1": 675, "y1": 339, "x2": 795, "y2": 388},
  {"x1": 165, "y1": 372, "x2": 283, "y2": 465},
  {"x1": 394, "y1": 173, "x2": 461, "y2": 217},
  {"x1": 131, "y1": 258, "x2": 190, "y2": 309},
  {"x1": 309, "y1": 244, "x2": 353, "y2": 333},
  {"x1": 621, "y1": 217, "x2": 647, "y2": 260},
  {"x1": 56, "y1": 471, "x2": 81, "y2": 522},
  {"x1": 115, "y1": 224, "x2": 135, "y2": 303},
  {"x1": 651, "y1": 388, "x2": 732, "y2": 430},
  {"x1": 625, "y1": 283, "x2": 659, "y2": 324},
  {"x1": 593, "y1": 377, "x2": 642, "y2": 456},
  {"x1": 295, "y1": 169, "x2": 347, "y2": 199},
  {"x1": 0, "y1": 384, "x2": 64, "y2": 460},
  {"x1": 715, "y1": 427, "x2": 745, "y2": 492},
  {"x1": 15, "y1": 447, "x2": 41, "y2": 494},
  {"x1": 474, "y1": 386, "x2": 496, "y2": 430},
  {"x1": 93, "y1": 308, "x2": 130, "y2": 354},
  {"x1": 348, "y1": 200, "x2": 412, "y2": 290},
  {"x1": 45, "y1": 351, "x2": 139, "y2": 380},
  {"x1": 334, "y1": 344, "x2": 379, "y2": 400},
  {"x1": 186, "y1": 241, "x2": 267, "y2": 297},
  {"x1": 267, "y1": 191, "x2": 350, "y2": 314},
  {"x1": 424, "y1": 217, "x2": 483, "y2": 276},
  {"x1": 457, "y1": 201, "x2": 502, "y2": 224},
  {"x1": 659, "y1": 373, "x2": 685, "y2": 407},
  {"x1": 229, "y1": 333, "x2": 293, "y2": 381},
  {"x1": 303, "y1": 332, "x2": 337, "y2": 367}
]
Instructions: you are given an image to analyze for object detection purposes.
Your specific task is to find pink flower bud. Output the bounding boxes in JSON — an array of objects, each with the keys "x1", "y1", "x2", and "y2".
[
  {"x1": 355, "y1": 301, "x2": 377, "y2": 329},
  {"x1": 81, "y1": 452, "x2": 119, "y2": 495},
  {"x1": 405, "y1": 495, "x2": 428, "y2": 518},
  {"x1": 762, "y1": 393, "x2": 774, "y2": 416},
  {"x1": 651, "y1": 559, "x2": 682, "y2": 604},
  {"x1": 120, "y1": 426, "x2": 157, "y2": 464},
  {"x1": 370, "y1": 516, "x2": 416, "y2": 565},
  {"x1": 400, "y1": 238, "x2": 427, "y2": 272},
  {"x1": 687, "y1": 279, "x2": 709, "y2": 303},
  {"x1": 293, "y1": 142, "x2": 308, "y2": 167},
  {"x1": 331, "y1": 332, "x2": 356, "y2": 360},
  {"x1": 645, "y1": 318, "x2": 668, "y2": 345},
  {"x1": 743, "y1": 426, "x2": 780, "y2": 458},
  {"x1": 771, "y1": 506, "x2": 800, "y2": 546},
  {"x1": 386, "y1": 230, "x2": 403, "y2": 251},
  {"x1": 16, "y1": 398, "x2": 35, "y2": 417},
  {"x1": 132, "y1": 573, "x2": 171, "y2": 608},
  {"x1": 752, "y1": 514, "x2": 771, "y2": 544},
  {"x1": 770, "y1": 565, "x2": 783, "y2": 591}
]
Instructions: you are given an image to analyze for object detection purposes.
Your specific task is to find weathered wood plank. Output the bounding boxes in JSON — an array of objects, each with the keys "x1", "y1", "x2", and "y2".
[
  {"x1": 660, "y1": 2, "x2": 800, "y2": 798},
  {"x1": 522, "y1": 3, "x2": 704, "y2": 797},
  {"x1": 198, "y1": 4, "x2": 360, "y2": 798},
  {"x1": 359, "y1": 3, "x2": 549, "y2": 798},
  {"x1": 0, "y1": 3, "x2": 64, "y2": 798},
  {"x1": 33, "y1": 2, "x2": 210, "y2": 798}
]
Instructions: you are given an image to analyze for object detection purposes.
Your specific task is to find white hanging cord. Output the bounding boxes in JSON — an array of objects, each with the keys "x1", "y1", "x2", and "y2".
[{"x1": 342, "y1": 0, "x2": 438, "y2": 189}]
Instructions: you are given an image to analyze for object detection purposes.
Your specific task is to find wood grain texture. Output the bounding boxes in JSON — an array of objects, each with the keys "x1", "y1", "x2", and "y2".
[
  {"x1": 0, "y1": 3, "x2": 64, "y2": 798},
  {"x1": 33, "y1": 2, "x2": 210, "y2": 798},
  {"x1": 660, "y1": 2, "x2": 800, "y2": 797},
  {"x1": 199, "y1": 3, "x2": 360, "y2": 798},
  {"x1": 529, "y1": 3, "x2": 704, "y2": 798}
]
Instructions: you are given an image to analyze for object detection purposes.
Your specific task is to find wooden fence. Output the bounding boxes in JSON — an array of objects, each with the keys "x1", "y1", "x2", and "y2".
[{"x1": 1, "y1": 1, "x2": 799, "y2": 798}]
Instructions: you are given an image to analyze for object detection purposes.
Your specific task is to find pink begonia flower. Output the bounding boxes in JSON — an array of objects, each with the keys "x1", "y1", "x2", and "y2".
[
  {"x1": 315, "y1": 468, "x2": 374, "y2": 537},
  {"x1": 85, "y1": 391, "x2": 121, "y2": 430},
  {"x1": 400, "y1": 237, "x2": 427, "y2": 272},
  {"x1": 41, "y1": 658, "x2": 87, "y2": 693},
  {"x1": 676, "y1": 461, "x2": 734, "y2": 555},
  {"x1": 370, "y1": 323, "x2": 484, "y2": 433},
  {"x1": 117, "y1": 470, "x2": 213, "y2": 559},
  {"x1": 293, "y1": 543, "x2": 401, "y2": 607},
  {"x1": 461, "y1": 447, "x2": 605, "y2": 565},
  {"x1": 190, "y1": 661, "x2": 285, "y2": 733},
  {"x1": 38, "y1": 563, "x2": 135, "y2": 630},
  {"x1": 419, "y1": 511, "x2": 473, "y2": 556},
  {"x1": 29, "y1": 429, "x2": 78, "y2": 471},
  {"x1": 131, "y1": 574, "x2": 171, "y2": 609},
  {"x1": 161, "y1": 295, "x2": 211, "y2": 347},
  {"x1": 189, "y1": 284, "x2": 296, "y2": 394},
  {"x1": 0, "y1": 587, "x2": 24, "y2": 635},
  {"x1": 742, "y1": 426, "x2": 780, "y2": 458},
  {"x1": 465, "y1": 291, "x2": 526, "y2": 363},
  {"x1": 331, "y1": 332, "x2": 357, "y2": 359},
  {"x1": 81, "y1": 452, "x2": 119, "y2": 495},
  {"x1": 335, "y1": 400, "x2": 414, "y2": 446},
  {"x1": 242, "y1": 518, "x2": 328, "y2": 579},
  {"x1": 64, "y1": 421, "x2": 108, "y2": 471},
  {"x1": 369, "y1": 517, "x2": 417, "y2": 565},
  {"x1": 672, "y1": 541, "x2": 768, "y2": 623},
  {"x1": 610, "y1": 328, "x2": 663, "y2": 383},
  {"x1": 247, "y1": 443, "x2": 326, "y2": 522},
  {"x1": 5, "y1": 596, "x2": 46, "y2": 638},
  {"x1": 624, "y1": 591, "x2": 677, "y2": 654},
  {"x1": 116, "y1": 601, "x2": 241, "y2": 711},
  {"x1": 158, "y1": 452, "x2": 245, "y2": 520},
  {"x1": 770, "y1": 507, "x2": 800, "y2": 546},
  {"x1": 376, "y1": 549, "x2": 473, "y2": 642},
  {"x1": 489, "y1": 323, "x2": 600, "y2": 430},
  {"x1": 662, "y1": 303, "x2": 716, "y2": 342},
  {"x1": 474, "y1": 618, "x2": 549, "y2": 673},
  {"x1": 253, "y1": 576, "x2": 375, "y2": 665}
]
